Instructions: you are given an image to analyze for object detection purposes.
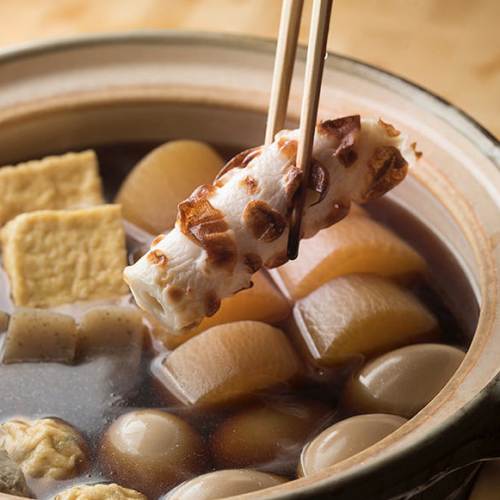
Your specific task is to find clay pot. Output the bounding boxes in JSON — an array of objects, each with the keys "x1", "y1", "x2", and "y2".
[{"x1": 0, "y1": 32, "x2": 499, "y2": 500}]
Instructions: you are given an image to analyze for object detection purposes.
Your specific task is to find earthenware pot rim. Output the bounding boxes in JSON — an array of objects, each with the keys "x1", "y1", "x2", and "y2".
[{"x1": 0, "y1": 29, "x2": 498, "y2": 147}]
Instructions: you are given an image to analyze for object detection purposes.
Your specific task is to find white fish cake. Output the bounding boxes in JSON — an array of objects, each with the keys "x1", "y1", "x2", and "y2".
[
  {"x1": 1, "y1": 205, "x2": 128, "y2": 308},
  {"x1": 2, "y1": 308, "x2": 77, "y2": 364},
  {"x1": 125, "y1": 116, "x2": 419, "y2": 334},
  {"x1": 0, "y1": 150, "x2": 103, "y2": 226}
]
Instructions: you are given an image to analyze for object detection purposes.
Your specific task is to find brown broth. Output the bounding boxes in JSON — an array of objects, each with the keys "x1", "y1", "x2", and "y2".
[{"x1": 0, "y1": 142, "x2": 479, "y2": 499}]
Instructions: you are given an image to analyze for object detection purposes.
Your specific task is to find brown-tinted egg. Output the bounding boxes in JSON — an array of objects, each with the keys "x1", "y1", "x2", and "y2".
[
  {"x1": 210, "y1": 400, "x2": 334, "y2": 474},
  {"x1": 164, "y1": 469, "x2": 286, "y2": 500},
  {"x1": 100, "y1": 410, "x2": 208, "y2": 498},
  {"x1": 299, "y1": 413, "x2": 407, "y2": 477},
  {"x1": 344, "y1": 344, "x2": 466, "y2": 418}
]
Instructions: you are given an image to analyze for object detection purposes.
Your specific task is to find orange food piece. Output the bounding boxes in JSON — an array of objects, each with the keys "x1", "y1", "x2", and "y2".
[
  {"x1": 115, "y1": 140, "x2": 225, "y2": 234},
  {"x1": 156, "y1": 321, "x2": 301, "y2": 406},
  {"x1": 150, "y1": 271, "x2": 291, "y2": 349},
  {"x1": 210, "y1": 400, "x2": 333, "y2": 473},
  {"x1": 292, "y1": 273, "x2": 438, "y2": 366},
  {"x1": 275, "y1": 213, "x2": 426, "y2": 300}
]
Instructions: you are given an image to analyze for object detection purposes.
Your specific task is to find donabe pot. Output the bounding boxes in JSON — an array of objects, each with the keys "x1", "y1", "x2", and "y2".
[{"x1": 0, "y1": 32, "x2": 499, "y2": 500}]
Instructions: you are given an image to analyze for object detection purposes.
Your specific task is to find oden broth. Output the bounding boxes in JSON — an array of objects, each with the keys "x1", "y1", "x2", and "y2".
[{"x1": 0, "y1": 140, "x2": 478, "y2": 500}]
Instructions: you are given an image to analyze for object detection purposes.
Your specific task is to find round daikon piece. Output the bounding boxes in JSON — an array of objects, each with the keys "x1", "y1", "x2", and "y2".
[
  {"x1": 292, "y1": 273, "x2": 438, "y2": 366},
  {"x1": 116, "y1": 140, "x2": 225, "y2": 234},
  {"x1": 276, "y1": 214, "x2": 426, "y2": 300},
  {"x1": 156, "y1": 321, "x2": 301, "y2": 406},
  {"x1": 150, "y1": 271, "x2": 290, "y2": 349}
]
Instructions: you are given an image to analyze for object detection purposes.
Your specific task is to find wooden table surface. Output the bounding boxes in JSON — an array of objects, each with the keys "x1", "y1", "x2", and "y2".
[{"x1": 0, "y1": 0, "x2": 498, "y2": 140}]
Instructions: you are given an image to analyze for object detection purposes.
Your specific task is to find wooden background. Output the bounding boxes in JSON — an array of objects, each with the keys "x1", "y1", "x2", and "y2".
[{"x1": 0, "y1": 0, "x2": 498, "y2": 140}]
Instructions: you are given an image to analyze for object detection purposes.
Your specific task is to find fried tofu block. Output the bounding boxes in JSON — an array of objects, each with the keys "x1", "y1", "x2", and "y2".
[
  {"x1": 78, "y1": 306, "x2": 144, "y2": 355},
  {"x1": 1, "y1": 205, "x2": 129, "y2": 308},
  {"x1": 2, "y1": 307, "x2": 77, "y2": 364},
  {"x1": 0, "y1": 150, "x2": 103, "y2": 225}
]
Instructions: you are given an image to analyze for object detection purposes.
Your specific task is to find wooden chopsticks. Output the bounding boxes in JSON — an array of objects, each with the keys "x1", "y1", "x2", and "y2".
[
  {"x1": 266, "y1": 0, "x2": 333, "y2": 260},
  {"x1": 265, "y1": 0, "x2": 304, "y2": 145}
]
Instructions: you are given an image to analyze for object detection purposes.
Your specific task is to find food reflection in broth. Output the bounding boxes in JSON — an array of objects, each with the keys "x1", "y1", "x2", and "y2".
[{"x1": 0, "y1": 139, "x2": 477, "y2": 500}]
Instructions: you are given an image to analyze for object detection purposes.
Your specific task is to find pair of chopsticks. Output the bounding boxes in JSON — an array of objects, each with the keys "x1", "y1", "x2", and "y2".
[{"x1": 266, "y1": 0, "x2": 333, "y2": 260}]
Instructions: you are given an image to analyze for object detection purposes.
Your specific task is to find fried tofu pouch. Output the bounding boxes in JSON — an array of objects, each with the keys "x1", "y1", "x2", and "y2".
[
  {"x1": 124, "y1": 116, "x2": 419, "y2": 334},
  {"x1": 1, "y1": 205, "x2": 128, "y2": 308},
  {"x1": 0, "y1": 150, "x2": 103, "y2": 226}
]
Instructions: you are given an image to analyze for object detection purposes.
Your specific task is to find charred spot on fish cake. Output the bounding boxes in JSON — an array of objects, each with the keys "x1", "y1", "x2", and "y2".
[
  {"x1": 243, "y1": 253, "x2": 263, "y2": 273},
  {"x1": 322, "y1": 200, "x2": 350, "y2": 227},
  {"x1": 411, "y1": 142, "x2": 423, "y2": 160},
  {"x1": 284, "y1": 160, "x2": 329, "y2": 210},
  {"x1": 147, "y1": 249, "x2": 168, "y2": 268},
  {"x1": 318, "y1": 115, "x2": 361, "y2": 168},
  {"x1": 178, "y1": 196, "x2": 237, "y2": 272},
  {"x1": 214, "y1": 147, "x2": 262, "y2": 186},
  {"x1": 243, "y1": 200, "x2": 286, "y2": 243},
  {"x1": 192, "y1": 184, "x2": 218, "y2": 199},
  {"x1": 179, "y1": 197, "x2": 229, "y2": 240},
  {"x1": 152, "y1": 234, "x2": 165, "y2": 247},
  {"x1": 278, "y1": 138, "x2": 298, "y2": 159},
  {"x1": 308, "y1": 159, "x2": 330, "y2": 207},
  {"x1": 362, "y1": 145, "x2": 408, "y2": 201},
  {"x1": 378, "y1": 118, "x2": 401, "y2": 137},
  {"x1": 205, "y1": 291, "x2": 221, "y2": 317},
  {"x1": 240, "y1": 175, "x2": 259, "y2": 195},
  {"x1": 167, "y1": 286, "x2": 184, "y2": 303},
  {"x1": 205, "y1": 233, "x2": 238, "y2": 272}
]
